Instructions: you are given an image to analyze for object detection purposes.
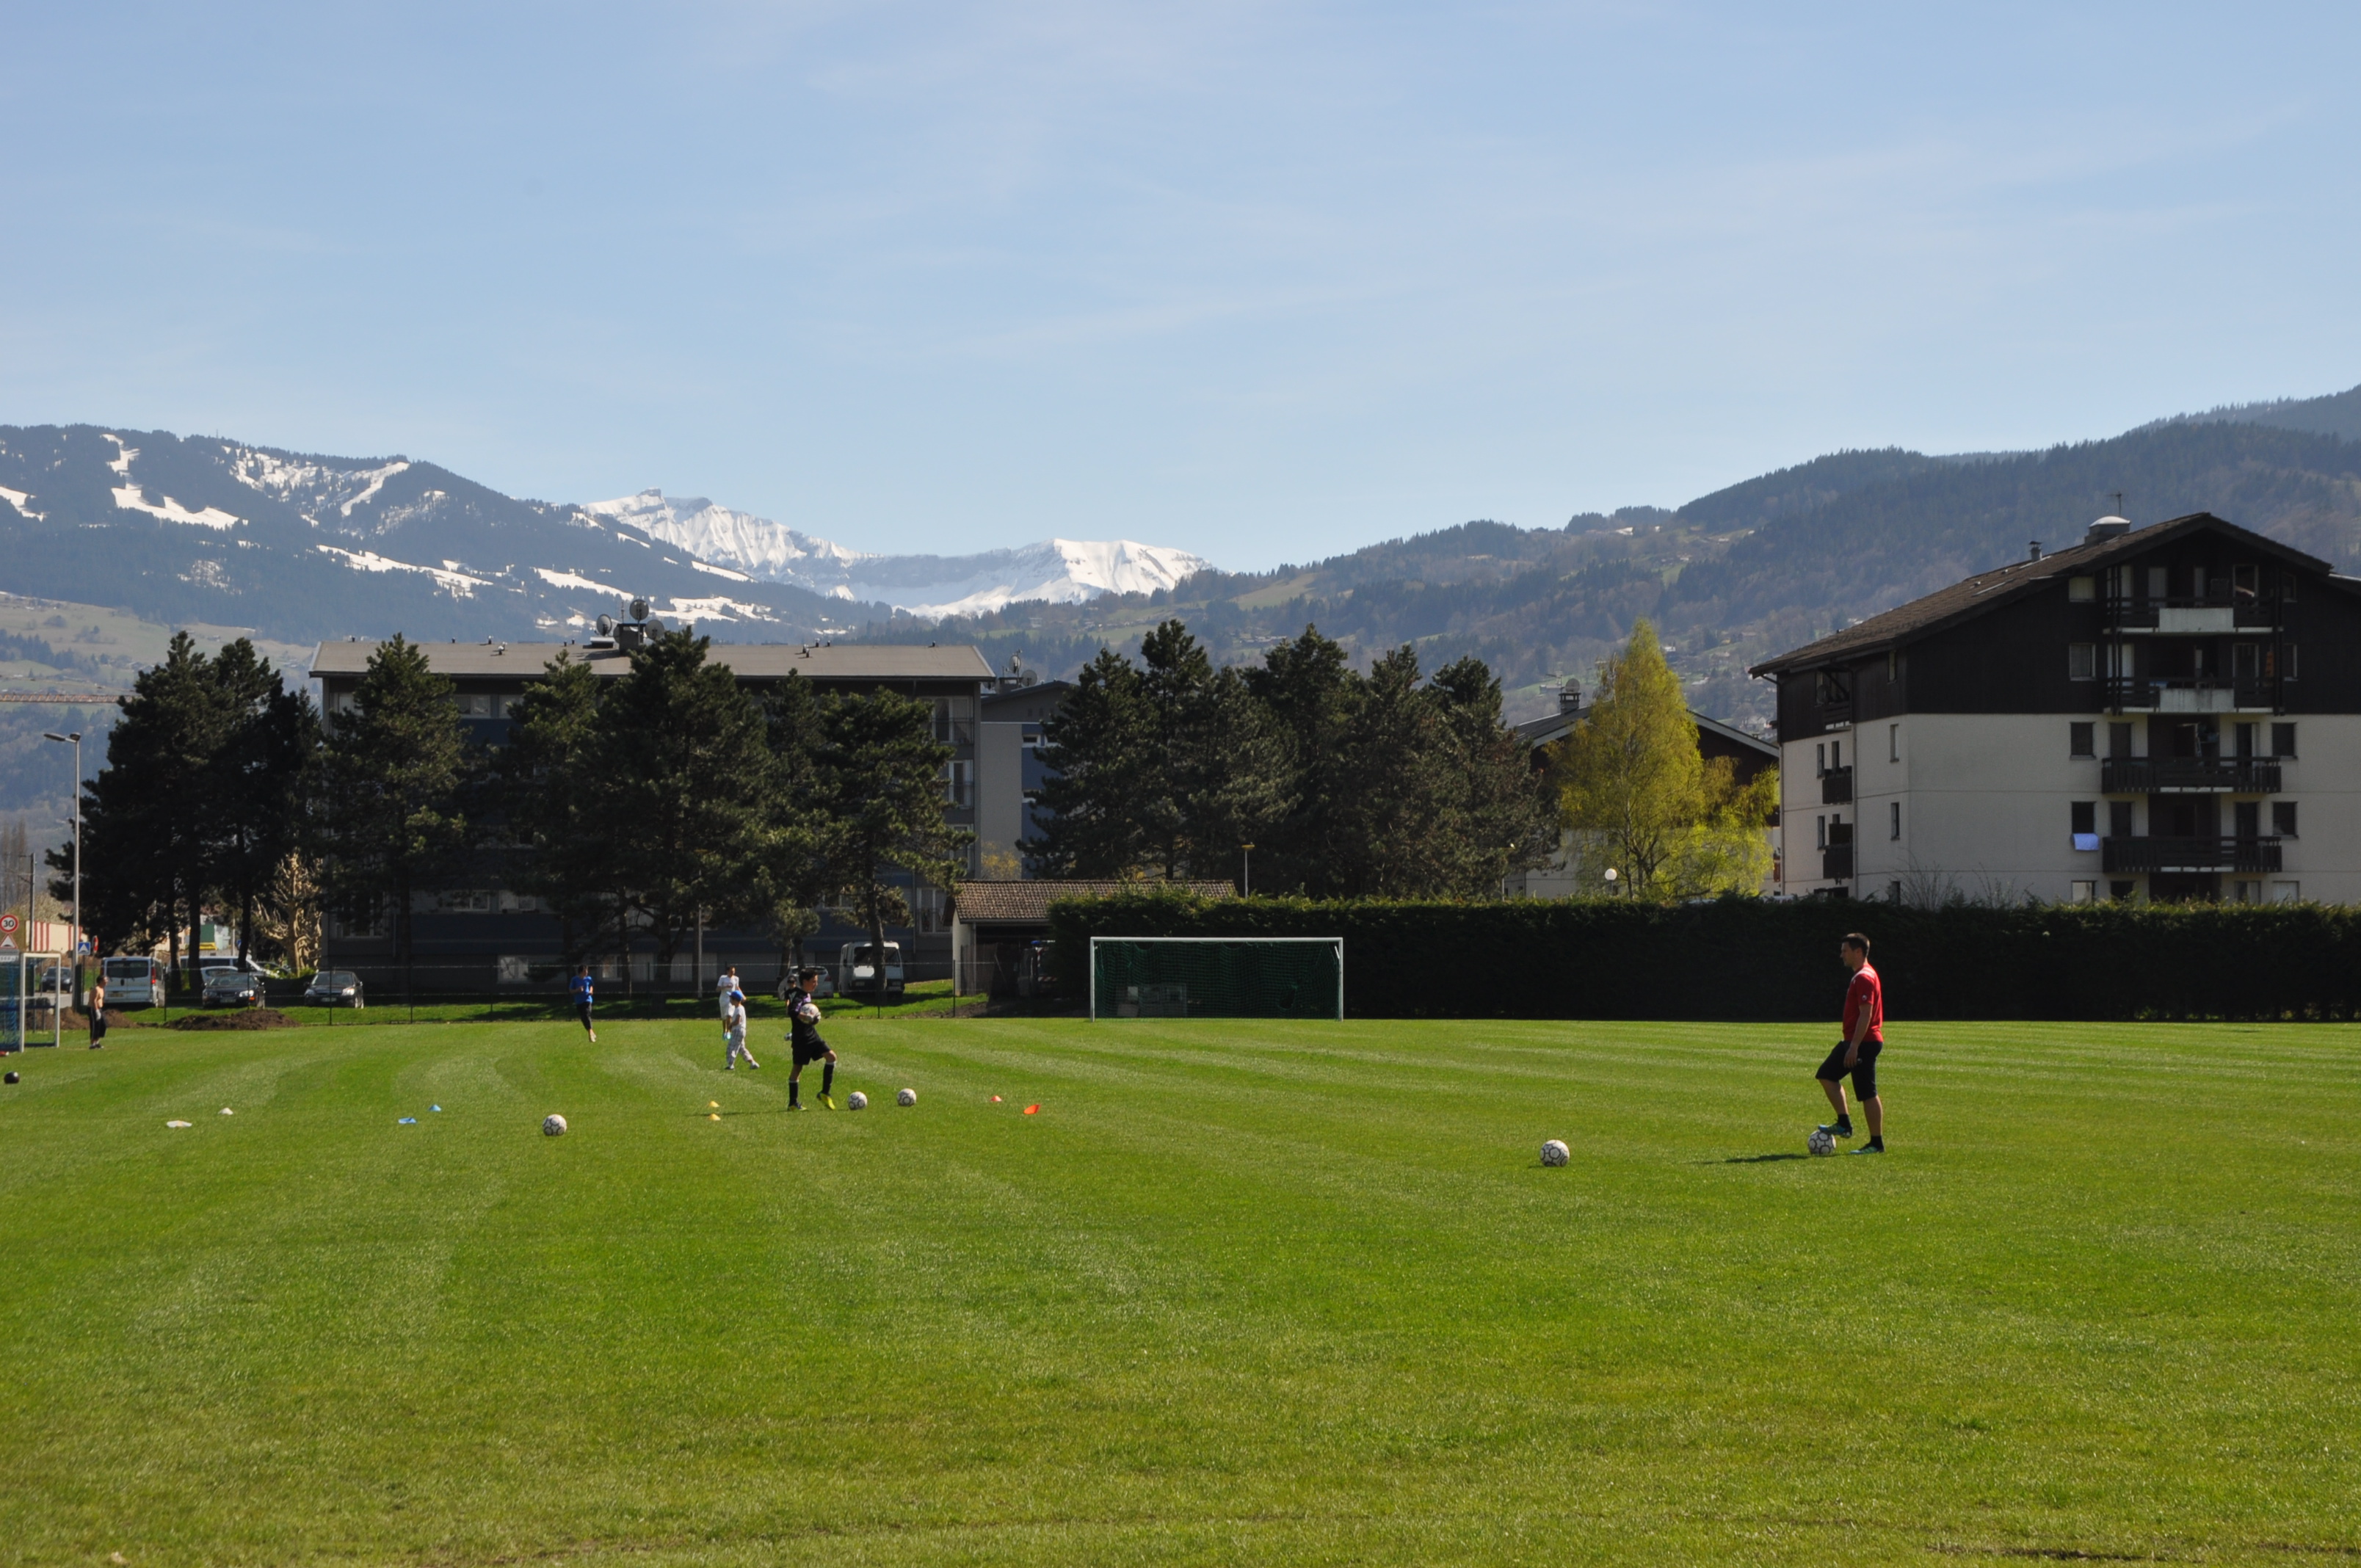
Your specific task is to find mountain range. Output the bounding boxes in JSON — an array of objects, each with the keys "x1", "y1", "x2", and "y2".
[{"x1": 4, "y1": 380, "x2": 2360, "y2": 749}]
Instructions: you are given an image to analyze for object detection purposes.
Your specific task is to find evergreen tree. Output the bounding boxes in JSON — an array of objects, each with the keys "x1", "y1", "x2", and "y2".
[
  {"x1": 813, "y1": 689, "x2": 968, "y2": 993},
  {"x1": 1551, "y1": 619, "x2": 1705, "y2": 894},
  {"x1": 756, "y1": 672, "x2": 830, "y2": 973},
  {"x1": 204, "y1": 639, "x2": 320, "y2": 965},
  {"x1": 1242, "y1": 625, "x2": 1359, "y2": 896},
  {"x1": 498, "y1": 652, "x2": 620, "y2": 970},
  {"x1": 587, "y1": 629, "x2": 779, "y2": 992},
  {"x1": 316, "y1": 635, "x2": 474, "y2": 985},
  {"x1": 1426, "y1": 653, "x2": 1559, "y2": 894},
  {"x1": 1030, "y1": 647, "x2": 1153, "y2": 877}
]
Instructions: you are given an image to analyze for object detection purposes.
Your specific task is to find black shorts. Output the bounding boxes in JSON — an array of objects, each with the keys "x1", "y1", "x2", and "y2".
[
  {"x1": 576, "y1": 1001, "x2": 594, "y2": 1028},
  {"x1": 791, "y1": 1036, "x2": 831, "y2": 1067},
  {"x1": 1816, "y1": 1038, "x2": 1882, "y2": 1100}
]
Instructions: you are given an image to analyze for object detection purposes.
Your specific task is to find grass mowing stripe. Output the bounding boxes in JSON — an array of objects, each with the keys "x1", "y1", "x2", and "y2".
[{"x1": 1, "y1": 1016, "x2": 2357, "y2": 1565}]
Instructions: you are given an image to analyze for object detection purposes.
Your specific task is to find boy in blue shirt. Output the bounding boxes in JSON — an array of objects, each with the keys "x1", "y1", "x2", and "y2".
[{"x1": 571, "y1": 965, "x2": 597, "y2": 1045}]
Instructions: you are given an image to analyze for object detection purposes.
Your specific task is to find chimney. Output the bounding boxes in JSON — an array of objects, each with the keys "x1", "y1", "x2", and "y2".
[
  {"x1": 1558, "y1": 683, "x2": 1581, "y2": 715},
  {"x1": 2028, "y1": 540, "x2": 2043, "y2": 562}
]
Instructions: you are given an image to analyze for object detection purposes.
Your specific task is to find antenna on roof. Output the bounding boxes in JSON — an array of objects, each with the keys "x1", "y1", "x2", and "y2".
[{"x1": 2111, "y1": 490, "x2": 2125, "y2": 517}]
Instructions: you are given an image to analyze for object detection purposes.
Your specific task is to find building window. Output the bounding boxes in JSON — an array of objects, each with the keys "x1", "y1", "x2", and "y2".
[
  {"x1": 2233, "y1": 565, "x2": 2259, "y2": 596},
  {"x1": 2070, "y1": 880, "x2": 2096, "y2": 904},
  {"x1": 2235, "y1": 801, "x2": 2260, "y2": 840},
  {"x1": 2069, "y1": 722, "x2": 2095, "y2": 758},
  {"x1": 1888, "y1": 724, "x2": 1899, "y2": 763},
  {"x1": 2273, "y1": 801, "x2": 2298, "y2": 838},
  {"x1": 940, "y1": 760, "x2": 973, "y2": 806},
  {"x1": 2068, "y1": 576, "x2": 2095, "y2": 602},
  {"x1": 2067, "y1": 644, "x2": 2096, "y2": 680},
  {"x1": 2282, "y1": 571, "x2": 2299, "y2": 603},
  {"x1": 2109, "y1": 880, "x2": 2137, "y2": 902},
  {"x1": 2109, "y1": 800, "x2": 2135, "y2": 838},
  {"x1": 2147, "y1": 566, "x2": 2168, "y2": 600},
  {"x1": 1816, "y1": 815, "x2": 1827, "y2": 850},
  {"x1": 2231, "y1": 879, "x2": 2261, "y2": 904},
  {"x1": 2070, "y1": 802, "x2": 2097, "y2": 851},
  {"x1": 2284, "y1": 644, "x2": 2299, "y2": 680},
  {"x1": 1815, "y1": 743, "x2": 1826, "y2": 776},
  {"x1": 2273, "y1": 881, "x2": 2302, "y2": 903},
  {"x1": 1888, "y1": 801, "x2": 1901, "y2": 840},
  {"x1": 2271, "y1": 722, "x2": 2297, "y2": 758},
  {"x1": 438, "y1": 889, "x2": 493, "y2": 912},
  {"x1": 2109, "y1": 722, "x2": 2134, "y2": 759},
  {"x1": 456, "y1": 693, "x2": 493, "y2": 717},
  {"x1": 1816, "y1": 669, "x2": 1850, "y2": 707}
]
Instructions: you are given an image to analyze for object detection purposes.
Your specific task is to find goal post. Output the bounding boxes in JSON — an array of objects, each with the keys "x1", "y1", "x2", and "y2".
[{"x1": 1089, "y1": 936, "x2": 1343, "y2": 1021}]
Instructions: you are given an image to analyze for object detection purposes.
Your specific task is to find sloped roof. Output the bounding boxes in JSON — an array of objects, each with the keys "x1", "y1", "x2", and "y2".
[
  {"x1": 1516, "y1": 707, "x2": 1775, "y2": 759},
  {"x1": 1748, "y1": 512, "x2": 2345, "y2": 678},
  {"x1": 954, "y1": 880, "x2": 1234, "y2": 924}
]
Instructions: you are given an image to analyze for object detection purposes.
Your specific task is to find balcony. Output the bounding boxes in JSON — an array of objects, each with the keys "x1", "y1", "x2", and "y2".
[
  {"x1": 1821, "y1": 844, "x2": 1854, "y2": 882},
  {"x1": 2103, "y1": 678, "x2": 2277, "y2": 714},
  {"x1": 2101, "y1": 836, "x2": 2282, "y2": 874},
  {"x1": 2103, "y1": 594, "x2": 2282, "y2": 634},
  {"x1": 1820, "y1": 766, "x2": 1854, "y2": 805},
  {"x1": 2100, "y1": 758, "x2": 2282, "y2": 794}
]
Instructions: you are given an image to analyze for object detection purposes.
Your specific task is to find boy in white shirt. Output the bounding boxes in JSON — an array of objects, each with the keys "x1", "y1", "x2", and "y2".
[{"x1": 722, "y1": 989, "x2": 758, "y2": 1070}]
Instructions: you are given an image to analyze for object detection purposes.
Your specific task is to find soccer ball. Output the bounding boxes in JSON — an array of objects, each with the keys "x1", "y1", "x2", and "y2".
[
  {"x1": 847, "y1": 1091, "x2": 868, "y2": 1110},
  {"x1": 543, "y1": 1114, "x2": 568, "y2": 1137},
  {"x1": 1807, "y1": 1127, "x2": 1835, "y2": 1157},
  {"x1": 1539, "y1": 1139, "x2": 1570, "y2": 1168},
  {"x1": 795, "y1": 1001, "x2": 820, "y2": 1024},
  {"x1": 896, "y1": 1088, "x2": 917, "y2": 1107}
]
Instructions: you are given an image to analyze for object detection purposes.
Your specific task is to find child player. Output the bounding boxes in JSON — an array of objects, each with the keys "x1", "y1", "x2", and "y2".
[
  {"x1": 722, "y1": 987, "x2": 758, "y2": 1070},
  {"x1": 785, "y1": 968, "x2": 836, "y2": 1110},
  {"x1": 572, "y1": 964, "x2": 598, "y2": 1045},
  {"x1": 1817, "y1": 932, "x2": 1886, "y2": 1154}
]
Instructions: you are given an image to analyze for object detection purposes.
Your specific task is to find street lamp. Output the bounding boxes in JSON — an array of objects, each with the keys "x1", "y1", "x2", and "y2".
[
  {"x1": 1603, "y1": 866, "x2": 1619, "y2": 898},
  {"x1": 43, "y1": 732, "x2": 81, "y2": 1000},
  {"x1": 1241, "y1": 843, "x2": 1255, "y2": 899}
]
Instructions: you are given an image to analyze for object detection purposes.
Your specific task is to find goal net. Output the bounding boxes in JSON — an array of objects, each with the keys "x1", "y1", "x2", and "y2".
[{"x1": 1089, "y1": 937, "x2": 1343, "y2": 1021}]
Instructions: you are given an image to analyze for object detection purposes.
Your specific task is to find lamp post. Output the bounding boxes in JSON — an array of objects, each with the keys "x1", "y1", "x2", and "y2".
[
  {"x1": 42, "y1": 732, "x2": 81, "y2": 1003},
  {"x1": 1241, "y1": 843, "x2": 1255, "y2": 899},
  {"x1": 1603, "y1": 866, "x2": 1618, "y2": 899}
]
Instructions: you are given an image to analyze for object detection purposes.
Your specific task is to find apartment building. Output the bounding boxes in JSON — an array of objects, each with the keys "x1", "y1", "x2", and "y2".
[
  {"x1": 311, "y1": 626, "x2": 998, "y2": 989},
  {"x1": 1750, "y1": 512, "x2": 2361, "y2": 904}
]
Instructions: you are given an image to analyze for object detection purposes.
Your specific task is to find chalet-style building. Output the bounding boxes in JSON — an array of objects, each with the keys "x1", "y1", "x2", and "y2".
[
  {"x1": 1749, "y1": 512, "x2": 2361, "y2": 904},
  {"x1": 311, "y1": 627, "x2": 997, "y2": 990}
]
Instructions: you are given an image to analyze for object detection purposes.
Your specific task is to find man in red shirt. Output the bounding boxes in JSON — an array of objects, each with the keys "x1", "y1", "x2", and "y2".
[{"x1": 1816, "y1": 932, "x2": 1886, "y2": 1153}]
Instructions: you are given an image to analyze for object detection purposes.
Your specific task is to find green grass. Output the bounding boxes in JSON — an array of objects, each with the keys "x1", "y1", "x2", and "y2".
[{"x1": 3, "y1": 1017, "x2": 2357, "y2": 1566}]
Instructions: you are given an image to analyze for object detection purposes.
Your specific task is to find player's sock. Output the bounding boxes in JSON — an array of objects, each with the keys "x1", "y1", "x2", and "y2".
[
  {"x1": 821, "y1": 1062, "x2": 835, "y2": 1097},
  {"x1": 788, "y1": 1081, "x2": 799, "y2": 1106}
]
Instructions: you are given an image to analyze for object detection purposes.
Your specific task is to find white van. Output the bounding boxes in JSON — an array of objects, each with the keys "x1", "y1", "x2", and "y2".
[
  {"x1": 102, "y1": 956, "x2": 167, "y2": 1006},
  {"x1": 835, "y1": 941, "x2": 904, "y2": 1001}
]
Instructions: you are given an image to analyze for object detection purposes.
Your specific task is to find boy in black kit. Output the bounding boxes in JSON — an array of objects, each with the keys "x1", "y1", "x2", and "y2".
[{"x1": 786, "y1": 968, "x2": 836, "y2": 1110}]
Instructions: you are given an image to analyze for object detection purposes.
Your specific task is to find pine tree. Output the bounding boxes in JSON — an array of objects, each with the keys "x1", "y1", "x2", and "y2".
[
  {"x1": 498, "y1": 652, "x2": 619, "y2": 970},
  {"x1": 316, "y1": 635, "x2": 474, "y2": 988},
  {"x1": 813, "y1": 689, "x2": 969, "y2": 996},
  {"x1": 1552, "y1": 619, "x2": 1705, "y2": 895},
  {"x1": 1030, "y1": 647, "x2": 1153, "y2": 877},
  {"x1": 587, "y1": 629, "x2": 779, "y2": 992},
  {"x1": 204, "y1": 639, "x2": 320, "y2": 965}
]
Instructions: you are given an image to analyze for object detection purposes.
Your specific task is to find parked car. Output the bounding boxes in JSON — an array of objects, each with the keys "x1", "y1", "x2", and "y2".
[
  {"x1": 773, "y1": 969, "x2": 838, "y2": 1001},
  {"x1": 101, "y1": 955, "x2": 167, "y2": 1006},
  {"x1": 835, "y1": 940, "x2": 904, "y2": 1001},
  {"x1": 304, "y1": 970, "x2": 366, "y2": 1008},
  {"x1": 202, "y1": 968, "x2": 263, "y2": 1006}
]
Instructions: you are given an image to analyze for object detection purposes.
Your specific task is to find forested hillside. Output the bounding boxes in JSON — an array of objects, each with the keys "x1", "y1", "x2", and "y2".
[{"x1": 880, "y1": 408, "x2": 2361, "y2": 730}]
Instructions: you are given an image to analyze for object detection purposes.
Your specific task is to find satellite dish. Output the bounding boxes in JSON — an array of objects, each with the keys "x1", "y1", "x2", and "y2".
[
  {"x1": 645, "y1": 615, "x2": 665, "y2": 634},
  {"x1": 629, "y1": 598, "x2": 650, "y2": 623},
  {"x1": 595, "y1": 614, "x2": 614, "y2": 636}
]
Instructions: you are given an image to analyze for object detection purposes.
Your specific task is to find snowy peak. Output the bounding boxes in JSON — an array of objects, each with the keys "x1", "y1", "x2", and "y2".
[
  {"x1": 583, "y1": 490, "x2": 860, "y2": 580},
  {"x1": 582, "y1": 488, "x2": 1213, "y2": 618}
]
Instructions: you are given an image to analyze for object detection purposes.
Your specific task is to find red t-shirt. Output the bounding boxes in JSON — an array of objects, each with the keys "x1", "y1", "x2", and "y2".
[{"x1": 1843, "y1": 962, "x2": 1884, "y2": 1045}]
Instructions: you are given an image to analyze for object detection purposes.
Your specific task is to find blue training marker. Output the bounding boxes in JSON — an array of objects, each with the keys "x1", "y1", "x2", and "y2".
[
  {"x1": 430, "y1": 1105, "x2": 441, "y2": 1112},
  {"x1": 398, "y1": 1117, "x2": 418, "y2": 1125}
]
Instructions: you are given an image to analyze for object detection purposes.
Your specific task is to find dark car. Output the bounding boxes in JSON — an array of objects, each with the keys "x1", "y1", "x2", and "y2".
[
  {"x1": 303, "y1": 970, "x2": 365, "y2": 1008},
  {"x1": 201, "y1": 967, "x2": 263, "y2": 1006}
]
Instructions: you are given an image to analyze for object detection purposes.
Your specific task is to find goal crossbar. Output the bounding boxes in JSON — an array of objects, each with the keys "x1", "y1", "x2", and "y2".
[{"x1": 1089, "y1": 936, "x2": 1343, "y2": 1021}]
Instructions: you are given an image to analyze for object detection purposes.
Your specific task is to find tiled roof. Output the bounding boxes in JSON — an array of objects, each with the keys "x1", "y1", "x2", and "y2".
[
  {"x1": 1747, "y1": 512, "x2": 2340, "y2": 678},
  {"x1": 954, "y1": 880, "x2": 1234, "y2": 923}
]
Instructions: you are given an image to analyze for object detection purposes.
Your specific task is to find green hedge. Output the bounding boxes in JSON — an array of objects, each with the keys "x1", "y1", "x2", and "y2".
[{"x1": 1046, "y1": 893, "x2": 2361, "y2": 1021}]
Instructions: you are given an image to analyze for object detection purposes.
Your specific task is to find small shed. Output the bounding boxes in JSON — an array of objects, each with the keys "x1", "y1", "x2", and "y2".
[{"x1": 951, "y1": 880, "x2": 1235, "y2": 996}]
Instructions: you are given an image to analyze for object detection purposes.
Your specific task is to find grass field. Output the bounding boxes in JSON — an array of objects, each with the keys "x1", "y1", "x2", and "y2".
[{"x1": 3, "y1": 1016, "x2": 2357, "y2": 1566}]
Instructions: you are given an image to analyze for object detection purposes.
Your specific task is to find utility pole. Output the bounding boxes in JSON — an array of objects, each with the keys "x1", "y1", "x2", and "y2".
[
  {"x1": 1241, "y1": 843, "x2": 1255, "y2": 899},
  {"x1": 43, "y1": 732, "x2": 82, "y2": 1006}
]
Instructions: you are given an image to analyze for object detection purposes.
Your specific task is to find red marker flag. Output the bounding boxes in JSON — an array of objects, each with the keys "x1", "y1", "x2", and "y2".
[{"x1": 1023, "y1": 1103, "x2": 1040, "y2": 1115}]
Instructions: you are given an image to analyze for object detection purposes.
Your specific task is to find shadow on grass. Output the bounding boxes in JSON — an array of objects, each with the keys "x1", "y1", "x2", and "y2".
[{"x1": 1717, "y1": 1152, "x2": 1811, "y2": 1164}]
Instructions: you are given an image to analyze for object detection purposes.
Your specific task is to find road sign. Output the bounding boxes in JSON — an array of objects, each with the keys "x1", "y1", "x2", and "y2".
[{"x1": 0, "y1": 914, "x2": 18, "y2": 937}]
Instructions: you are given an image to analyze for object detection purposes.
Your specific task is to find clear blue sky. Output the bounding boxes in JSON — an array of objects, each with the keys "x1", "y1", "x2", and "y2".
[{"x1": 4, "y1": 3, "x2": 2357, "y2": 570}]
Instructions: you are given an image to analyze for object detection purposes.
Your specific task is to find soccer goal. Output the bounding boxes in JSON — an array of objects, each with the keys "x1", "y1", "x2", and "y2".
[{"x1": 1089, "y1": 936, "x2": 1343, "y2": 1021}]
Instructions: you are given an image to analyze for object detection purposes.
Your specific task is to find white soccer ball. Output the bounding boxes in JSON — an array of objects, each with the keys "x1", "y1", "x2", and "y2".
[
  {"x1": 1539, "y1": 1139, "x2": 1570, "y2": 1168},
  {"x1": 846, "y1": 1091, "x2": 868, "y2": 1110},
  {"x1": 1808, "y1": 1127, "x2": 1835, "y2": 1157},
  {"x1": 896, "y1": 1088, "x2": 917, "y2": 1107},
  {"x1": 543, "y1": 1114, "x2": 568, "y2": 1137},
  {"x1": 796, "y1": 1001, "x2": 820, "y2": 1024}
]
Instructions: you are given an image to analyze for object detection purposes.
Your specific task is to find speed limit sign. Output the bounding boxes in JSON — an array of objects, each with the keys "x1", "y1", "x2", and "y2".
[{"x1": 0, "y1": 913, "x2": 18, "y2": 937}]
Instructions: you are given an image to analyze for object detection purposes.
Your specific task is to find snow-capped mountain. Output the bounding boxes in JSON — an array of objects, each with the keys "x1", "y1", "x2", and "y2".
[
  {"x1": 0, "y1": 427, "x2": 1219, "y2": 653},
  {"x1": 586, "y1": 487, "x2": 1211, "y2": 617}
]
